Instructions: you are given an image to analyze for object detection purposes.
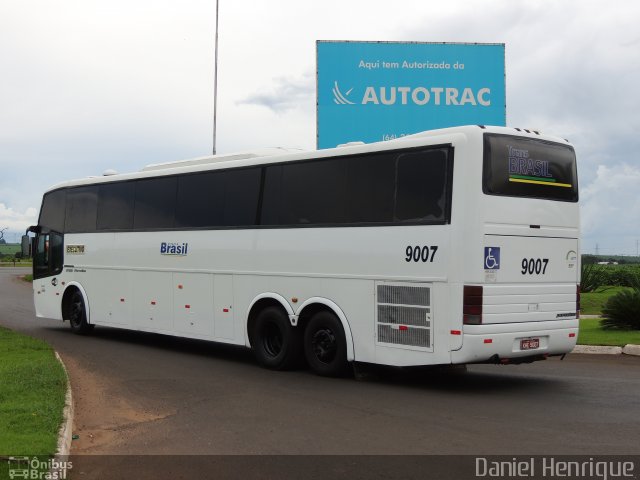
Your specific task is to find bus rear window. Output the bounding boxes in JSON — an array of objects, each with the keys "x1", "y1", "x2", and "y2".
[{"x1": 483, "y1": 134, "x2": 578, "y2": 202}]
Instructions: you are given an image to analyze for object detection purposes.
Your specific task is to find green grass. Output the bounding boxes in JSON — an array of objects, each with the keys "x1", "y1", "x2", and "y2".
[
  {"x1": 580, "y1": 286, "x2": 630, "y2": 315},
  {"x1": 0, "y1": 327, "x2": 67, "y2": 456},
  {"x1": 578, "y1": 318, "x2": 640, "y2": 346},
  {"x1": 0, "y1": 244, "x2": 20, "y2": 256},
  {"x1": 0, "y1": 243, "x2": 31, "y2": 266}
]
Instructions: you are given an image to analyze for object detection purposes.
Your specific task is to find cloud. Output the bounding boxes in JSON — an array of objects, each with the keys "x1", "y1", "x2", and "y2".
[
  {"x1": 237, "y1": 73, "x2": 315, "y2": 113},
  {"x1": 580, "y1": 164, "x2": 640, "y2": 254},
  {"x1": 0, "y1": 204, "x2": 38, "y2": 235}
]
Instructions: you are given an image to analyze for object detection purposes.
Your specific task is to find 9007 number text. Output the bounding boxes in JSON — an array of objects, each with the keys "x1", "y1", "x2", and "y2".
[
  {"x1": 405, "y1": 245, "x2": 438, "y2": 263},
  {"x1": 521, "y1": 258, "x2": 549, "y2": 275}
]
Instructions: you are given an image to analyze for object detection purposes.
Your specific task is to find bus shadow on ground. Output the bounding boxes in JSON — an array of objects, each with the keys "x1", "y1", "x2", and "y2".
[
  {"x1": 47, "y1": 323, "x2": 256, "y2": 365},
  {"x1": 45, "y1": 324, "x2": 564, "y2": 393},
  {"x1": 352, "y1": 362, "x2": 565, "y2": 393}
]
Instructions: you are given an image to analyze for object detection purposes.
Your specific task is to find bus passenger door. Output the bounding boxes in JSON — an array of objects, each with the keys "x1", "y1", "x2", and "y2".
[{"x1": 33, "y1": 231, "x2": 64, "y2": 319}]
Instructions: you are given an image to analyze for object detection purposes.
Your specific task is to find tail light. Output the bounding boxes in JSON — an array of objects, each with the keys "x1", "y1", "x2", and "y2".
[
  {"x1": 463, "y1": 285, "x2": 483, "y2": 325},
  {"x1": 576, "y1": 284, "x2": 581, "y2": 319}
]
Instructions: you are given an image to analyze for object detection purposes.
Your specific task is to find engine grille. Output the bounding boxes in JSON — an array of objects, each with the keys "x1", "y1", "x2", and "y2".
[
  {"x1": 377, "y1": 285, "x2": 430, "y2": 307},
  {"x1": 376, "y1": 283, "x2": 432, "y2": 350}
]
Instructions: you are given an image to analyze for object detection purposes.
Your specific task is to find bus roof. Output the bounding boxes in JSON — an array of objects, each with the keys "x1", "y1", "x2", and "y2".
[{"x1": 42, "y1": 125, "x2": 572, "y2": 193}]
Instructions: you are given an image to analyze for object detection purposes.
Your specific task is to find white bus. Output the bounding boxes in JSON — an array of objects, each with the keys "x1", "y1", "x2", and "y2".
[{"x1": 26, "y1": 125, "x2": 580, "y2": 376}]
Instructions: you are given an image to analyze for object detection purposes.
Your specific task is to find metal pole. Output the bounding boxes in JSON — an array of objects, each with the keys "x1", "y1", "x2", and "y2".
[{"x1": 212, "y1": 0, "x2": 220, "y2": 155}]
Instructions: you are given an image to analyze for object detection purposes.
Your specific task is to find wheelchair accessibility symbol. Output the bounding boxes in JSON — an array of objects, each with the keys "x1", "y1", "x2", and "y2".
[{"x1": 484, "y1": 247, "x2": 500, "y2": 270}]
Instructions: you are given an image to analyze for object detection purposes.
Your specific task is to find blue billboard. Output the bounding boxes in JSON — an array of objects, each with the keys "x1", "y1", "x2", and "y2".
[{"x1": 317, "y1": 41, "x2": 505, "y2": 149}]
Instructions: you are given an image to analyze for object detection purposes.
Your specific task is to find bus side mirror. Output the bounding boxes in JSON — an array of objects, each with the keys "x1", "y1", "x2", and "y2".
[{"x1": 21, "y1": 235, "x2": 31, "y2": 258}]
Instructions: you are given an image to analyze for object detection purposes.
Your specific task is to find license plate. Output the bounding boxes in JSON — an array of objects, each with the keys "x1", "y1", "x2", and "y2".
[{"x1": 520, "y1": 338, "x2": 540, "y2": 350}]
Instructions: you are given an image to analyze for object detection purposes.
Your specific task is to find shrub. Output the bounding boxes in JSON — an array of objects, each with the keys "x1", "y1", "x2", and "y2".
[
  {"x1": 601, "y1": 289, "x2": 640, "y2": 330},
  {"x1": 580, "y1": 263, "x2": 610, "y2": 293},
  {"x1": 625, "y1": 270, "x2": 640, "y2": 290},
  {"x1": 581, "y1": 264, "x2": 640, "y2": 289},
  {"x1": 602, "y1": 266, "x2": 640, "y2": 287}
]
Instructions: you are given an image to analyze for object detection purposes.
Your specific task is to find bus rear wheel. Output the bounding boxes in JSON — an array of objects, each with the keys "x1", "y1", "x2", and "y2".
[
  {"x1": 304, "y1": 311, "x2": 349, "y2": 377},
  {"x1": 250, "y1": 306, "x2": 301, "y2": 370},
  {"x1": 67, "y1": 290, "x2": 94, "y2": 335}
]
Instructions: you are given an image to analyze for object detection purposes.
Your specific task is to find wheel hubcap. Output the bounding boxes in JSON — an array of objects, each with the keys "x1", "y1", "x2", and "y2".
[{"x1": 311, "y1": 328, "x2": 336, "y2": 364}]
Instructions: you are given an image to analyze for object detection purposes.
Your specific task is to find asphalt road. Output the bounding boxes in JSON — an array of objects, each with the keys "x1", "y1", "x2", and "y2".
[{"x1": 2, "y1": 268, "x2": 640, "y2": 477}]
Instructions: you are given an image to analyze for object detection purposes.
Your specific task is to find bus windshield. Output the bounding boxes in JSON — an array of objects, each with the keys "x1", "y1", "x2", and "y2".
[{"x1": 483, "y1": 133, "x2": 578, "y2": 202}]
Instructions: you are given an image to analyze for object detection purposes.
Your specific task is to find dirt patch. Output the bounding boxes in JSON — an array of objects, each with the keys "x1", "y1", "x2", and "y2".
[
  {"x1": 10, "y1": 273, "x2": 31, "y2": 287},
  {"x1": 60, "y1": 355, "x2": 175, "y2": 454}
]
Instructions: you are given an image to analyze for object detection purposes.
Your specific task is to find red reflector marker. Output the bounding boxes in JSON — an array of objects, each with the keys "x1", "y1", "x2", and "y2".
[
  {"x1": 223, "y1": 308, "x2": 229, "y2": 313},
  {"x1": 185, "y1": 305, "x2": 191, "y2": 309},
  {"x1": 450, "y1": 330, "x2": 462, "y2": 335},
  {"x1": 399, "y1": 325, "x2": 408, "y2": 331},
  {"x1": 569, "y1": 333, "x2": 576, "y2": 338},
  {"x1": 484, "y1": 339, "x2": 493, "y2": 344},
  {"x1": 120, "y1": 298, "x2": 125, "y2": 302},
  {"x1": 151, "y1": 301, "x2": 156, "y2": 305}
]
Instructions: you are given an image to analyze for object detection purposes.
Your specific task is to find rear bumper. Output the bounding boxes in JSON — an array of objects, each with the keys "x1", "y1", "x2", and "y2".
[{"x1": 451, "y1": 319, "x2": 578, "y2": 364}]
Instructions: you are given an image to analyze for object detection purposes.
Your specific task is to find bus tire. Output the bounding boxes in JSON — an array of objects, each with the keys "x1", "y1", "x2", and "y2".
[
  {"x1": 304, "y1": 311, "x2": 349, "y2": 377},
  {"x1": 67, "y1": 290, "x2": 94, "y2": 335},
  {"x1": 250, "y1": 306, "x2": 301, "y2": 370}
]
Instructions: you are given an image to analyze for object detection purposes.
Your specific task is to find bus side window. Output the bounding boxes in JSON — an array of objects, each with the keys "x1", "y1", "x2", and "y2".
[{"x1": 395, "y1": 149, "x2": 448, "y2": 222}]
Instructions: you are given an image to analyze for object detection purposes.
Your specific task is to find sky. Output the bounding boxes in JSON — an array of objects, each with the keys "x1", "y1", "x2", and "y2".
[{"x1": 1, "y1": 0, "x2": 639, "y2": 254}]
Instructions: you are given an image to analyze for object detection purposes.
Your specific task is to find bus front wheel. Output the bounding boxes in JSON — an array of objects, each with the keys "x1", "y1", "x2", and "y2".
[
  {"x1": 304, "y1": 311, "x2": 349, "y2": 377},
  {"x1": 250, "y1": 306, "x2": 301, "y2": 370},
  {"x1": 67, "y1": 290, "x2": 94, "y2": 335}
]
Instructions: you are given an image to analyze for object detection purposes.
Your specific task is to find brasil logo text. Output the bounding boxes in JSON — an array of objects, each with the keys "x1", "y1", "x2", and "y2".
[
  {"x1": 507, "y1": 145, "x2": 572, "y2": 189},
  {"x1": 160, "y1": 242, "x2": 189, "y2": 256}
]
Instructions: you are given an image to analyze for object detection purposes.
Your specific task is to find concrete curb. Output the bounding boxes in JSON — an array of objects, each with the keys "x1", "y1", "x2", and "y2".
[
  {"x1": 622, "y1": 344, "x2": 640, "y2": 356},
  {"x1": 573, "y1": 344, "x2": 640, "y2": 356},
  {"x1": 54, "y1": 352, "x2": 74, "y2": 465},
  {"x1": 573, "y1": 345, "x2": 623, "y2": 355}
]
